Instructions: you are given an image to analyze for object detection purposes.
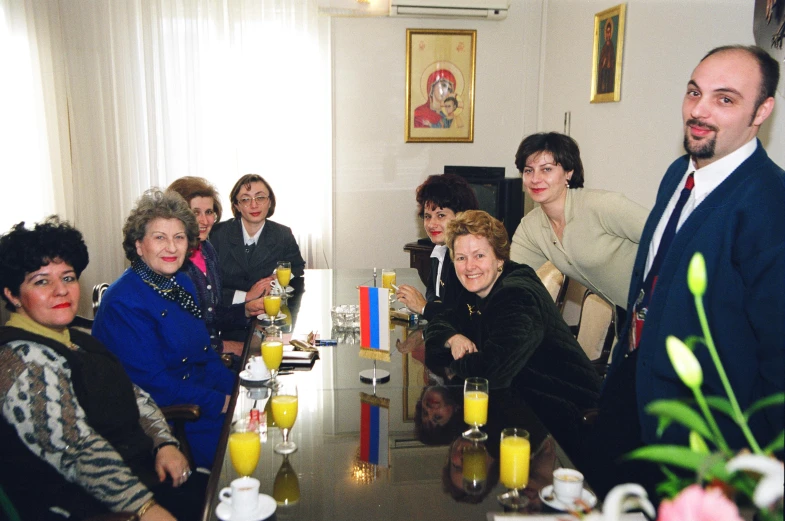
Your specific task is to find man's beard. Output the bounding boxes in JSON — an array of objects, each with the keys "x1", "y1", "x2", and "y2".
[{"x1": 683, "y1": 119, "x2": 718, "y2": 159}]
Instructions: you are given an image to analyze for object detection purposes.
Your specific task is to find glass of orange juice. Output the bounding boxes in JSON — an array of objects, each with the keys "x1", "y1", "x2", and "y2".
[
  {"x1": 228, "y1": 419, "x2": 261, "y2": 477},
  {"x1": 263, "y1": 294, "x2": 282, "y2": 319},
  {"x1": 463, "y1": 377, "x2": 489, "y2": 442},
  {"x1": 263, "y1": 326, "x2": 284, "y2": 389},
  {"x1": 497, "y1": 427, "x2": 530, "y2": 509},
  {"x1": 276, "y1": 261, "x2": 292, "y2": 289},
  {"x1": 271, "y1": 381, "x2": 298, "y2": 455},
  {"x1": 381, "y1": 269, "x2": 396, "y2": 290}
]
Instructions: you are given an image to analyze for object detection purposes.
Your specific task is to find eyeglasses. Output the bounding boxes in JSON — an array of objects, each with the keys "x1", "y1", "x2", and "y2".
[{"x1": 238, "y1": 195, "x2": 269, "y2": 207}]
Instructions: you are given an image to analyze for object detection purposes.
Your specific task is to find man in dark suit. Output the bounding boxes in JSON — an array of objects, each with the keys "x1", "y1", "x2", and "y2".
[
  {"x1": 585, "y1": 44, "x2": 784, "y2": 497},
  {"x1": 210, "y1": 174, "x2": 305, "y2": 309}
]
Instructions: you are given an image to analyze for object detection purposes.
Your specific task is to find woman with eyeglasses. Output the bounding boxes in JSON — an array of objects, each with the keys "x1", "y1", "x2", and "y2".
[
  {"x1": 167, "y1": 177, "x2": 268, "y2": 359},
  {"x1": 210, "y1": 174, "x2": 306, "y2": 311}
]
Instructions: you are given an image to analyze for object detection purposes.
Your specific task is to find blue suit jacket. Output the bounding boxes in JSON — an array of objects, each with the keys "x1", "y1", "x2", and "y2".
[
  {"x1": 210, "y1": 218, "x2": 306, "y2": 307},
  {"x1": 609, "y1": 141, "x2": 785, "y2": 449},
  {"x1": 93, "y1": 268, "x2": 235, "y2": 467}
]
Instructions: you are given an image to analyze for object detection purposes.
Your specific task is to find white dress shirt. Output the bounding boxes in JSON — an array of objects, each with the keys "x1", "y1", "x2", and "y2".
[
  {"x1": 644, "y1": 138, "x2": 757, "y2": 278},
  {"x1": 430, "y1": 245, "x2": 448, "y2": 298}
]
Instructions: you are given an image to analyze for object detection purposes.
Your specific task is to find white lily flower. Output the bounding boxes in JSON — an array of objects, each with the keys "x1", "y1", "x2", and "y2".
[{"x1": 726, "y1": 454, "x2": 784, "y2": 509}]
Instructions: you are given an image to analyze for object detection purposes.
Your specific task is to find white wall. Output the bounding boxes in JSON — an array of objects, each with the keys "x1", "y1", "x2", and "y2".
[
  {"x1": 539, "y1": 0, "x2": 785, "y2": 208},
  {"x1": 331, "y1": 2, "x2": 543, "y2": 268},
  {"x1": 331, "y1": 0, "x2": 784, "y2": 270}
]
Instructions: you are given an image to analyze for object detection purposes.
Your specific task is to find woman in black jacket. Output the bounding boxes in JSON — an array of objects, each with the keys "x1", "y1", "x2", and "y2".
[{"x1": 424, "y1": 210, "x2": 601, "y2": 455}]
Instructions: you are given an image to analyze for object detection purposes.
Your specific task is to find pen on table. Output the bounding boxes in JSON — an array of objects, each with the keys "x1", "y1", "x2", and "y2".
[{"x1": 315, "y1": 339, "x2": 337, "y2": 346}]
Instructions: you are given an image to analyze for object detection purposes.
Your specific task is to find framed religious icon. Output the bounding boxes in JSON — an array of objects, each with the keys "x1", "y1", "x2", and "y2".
[
  {"x1": 590, "y1": 4, "x2": 626, "y2": 103},
  {"x1": 405, "y1": 29, "x2": 476, "y2": 142}
]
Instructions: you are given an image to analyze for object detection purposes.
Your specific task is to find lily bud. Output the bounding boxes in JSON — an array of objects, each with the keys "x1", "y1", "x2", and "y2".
[
  {"x1": 688, "y1": 252, "x2": 707, "y2": 297},
  {"x1": 666, "y1": 336, "x2": 703, "y2": 389},
  {"x1": 689, "y1": 430, "x2": 709, "y2": 454}
]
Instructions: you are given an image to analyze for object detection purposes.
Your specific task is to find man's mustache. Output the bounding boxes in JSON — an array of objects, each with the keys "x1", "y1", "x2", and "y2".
[{"x1": 686, "y1": 119, "x2": 719, "y2": 132}]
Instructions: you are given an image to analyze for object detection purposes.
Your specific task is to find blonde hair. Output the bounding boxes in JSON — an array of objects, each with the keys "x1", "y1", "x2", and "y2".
[{"x1": 445, "y1": 210, "x2": 510, "y2": 261}]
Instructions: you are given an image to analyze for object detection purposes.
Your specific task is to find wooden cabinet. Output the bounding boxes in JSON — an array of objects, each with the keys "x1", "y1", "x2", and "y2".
[{"x1": 403, "y1": 241, "x2": 433, "y2": 285}]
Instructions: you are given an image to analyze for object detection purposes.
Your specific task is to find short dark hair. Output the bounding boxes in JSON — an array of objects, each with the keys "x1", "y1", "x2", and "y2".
[
  {"x1": 167, "y1": 176, "x2": 223, "y2": 221},
  {"x1": 416, "y1": 174, "x2": 479, "y2": 218},
  {"x1": 229, "y1": 174, "x2": 277, "y2": 220},
  {"x1": 0, "y1": 216, "x2": 89, "y2": 311},
  {"x1": 701, "y1": 45, "x2": 780, "y2": 111},
  {"x1": 122, "y1": 189, "x2": 200, "y2": 263},
  {"x1": 514, "y1": 132, "x2": 585, "y2": 189}
]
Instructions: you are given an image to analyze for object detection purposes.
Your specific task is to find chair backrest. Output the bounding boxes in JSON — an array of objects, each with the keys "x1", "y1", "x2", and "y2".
[
  {"x1": 92, "y1": 283, "x2": 109, "y2": 315},
  {"x1": 576, "y1": 291, "x2": 615, "y2": 369},
  {"x1": 535, "y1": 261, "x2": 569, "y2": 310}
]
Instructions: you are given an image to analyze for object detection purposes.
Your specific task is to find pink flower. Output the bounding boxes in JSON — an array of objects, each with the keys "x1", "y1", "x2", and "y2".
[{"x1": 657, "y1": 485, "x2": 743, "y2": 521}]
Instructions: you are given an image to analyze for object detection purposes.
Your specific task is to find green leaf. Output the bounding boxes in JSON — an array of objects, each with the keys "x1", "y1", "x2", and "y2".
[
  {"x1": 763, "y1": 431, "x2": 784, "y2": 455},
  {"x1": 682, "y1": 335, "x2": 705, "y2": 351},
  {"x1": 704, "y1": 396, "x2": 735, "y2": 420},
  {"x1": 656, "y1": 416, "x2": 673, "y2": 438},
  {"x1": 645, "y1": 400, "x2": 712, "y2": 439},
  {"x1": 627, "y1": 446, "x2": 731, "y2": 481},
  {"x1": 744, "y1": 393, "x2": 785, "y2": 420},
  {"x1": 655, "y1": 466, "x2": 694, "y2": 499}
]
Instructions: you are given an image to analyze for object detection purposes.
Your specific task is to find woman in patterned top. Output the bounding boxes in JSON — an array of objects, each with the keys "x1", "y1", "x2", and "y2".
[{"x1": 0, "y1": 216, "x2": 203, "y2": 521}]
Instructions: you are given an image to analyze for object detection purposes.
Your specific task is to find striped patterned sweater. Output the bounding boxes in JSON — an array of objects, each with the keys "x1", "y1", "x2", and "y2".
[{"x1": 0, "y1": 336, "x2": 178, "y2": 514}]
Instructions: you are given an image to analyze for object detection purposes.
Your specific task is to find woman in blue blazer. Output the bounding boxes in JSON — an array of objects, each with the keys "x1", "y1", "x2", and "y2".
[{"x1": 93, "y1": 189, "x2": 235, "y2": 469}]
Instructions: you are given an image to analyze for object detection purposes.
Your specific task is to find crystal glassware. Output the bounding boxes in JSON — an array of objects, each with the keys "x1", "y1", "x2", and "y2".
[
  {"x1": 497, "y1": 427, "x2": 530, "y2": 509},
  {"x1": 462, "y1": 377, "x2": 489, "y2": 442},
  {"x1": 271, "y1": 381, "x2": 298, "y2": 455}
]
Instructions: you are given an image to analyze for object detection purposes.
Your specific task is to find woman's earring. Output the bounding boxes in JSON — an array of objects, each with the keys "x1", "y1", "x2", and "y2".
[
  {"x1": 14, "y1": 302, "x2": 21, "y2": 308},
  {"x1": 497, "y1": 265, "x2": 503, "y2": 273}
]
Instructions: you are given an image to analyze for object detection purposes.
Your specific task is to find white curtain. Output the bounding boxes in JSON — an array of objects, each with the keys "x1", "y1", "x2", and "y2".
[
  {"x1": 2, "y1": 0, "x2": 332, "y2": 312},
  {"x1": 0, "y1": 0, "x2": 71, "y2": 232}
]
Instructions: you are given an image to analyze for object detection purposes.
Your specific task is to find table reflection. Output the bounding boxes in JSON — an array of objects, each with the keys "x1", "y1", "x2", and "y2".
[{"x1": 203, "y1": 269, "x2": 587, "y2": 521}]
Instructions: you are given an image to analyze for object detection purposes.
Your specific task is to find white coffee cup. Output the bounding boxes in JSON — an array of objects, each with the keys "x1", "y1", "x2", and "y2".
[
  {"x1": 245, "y1": 356, "x2": 270, "y2": 380},
  {"x1": 552, "y1": 468, "x2": 584, "y2": 505},
  {"x1": 219, "y1": 476, "x2": 260, "y2": 519}
]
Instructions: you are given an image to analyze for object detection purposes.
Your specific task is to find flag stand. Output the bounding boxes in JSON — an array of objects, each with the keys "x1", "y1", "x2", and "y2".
[{"x1": 359, "y1": 360, "x2": 390, "y2": 384}]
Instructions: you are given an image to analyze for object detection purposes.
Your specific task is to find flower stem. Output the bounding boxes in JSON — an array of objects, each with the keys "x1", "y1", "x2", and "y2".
[
  {"x1": 693, "y1": 387, "x2": 729, "y2": 452},
  {"x1": 695, "y1": 295, "x2": 762, "y2": 454}
]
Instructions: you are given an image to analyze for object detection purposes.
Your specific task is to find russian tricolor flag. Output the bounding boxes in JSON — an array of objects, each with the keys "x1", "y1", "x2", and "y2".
[
  {"x1": 359, "y1": 286, "x2": 390, "y2": 353},
  {"x1": 360, "y1": 393, "x2": 389, "y2": 467}
]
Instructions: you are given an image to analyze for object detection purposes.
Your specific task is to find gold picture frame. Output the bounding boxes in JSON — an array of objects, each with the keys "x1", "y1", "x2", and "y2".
[
  {"x1": 590, "y1": 4, "x2": 626, "y2": 103},
  {"x1": 405, "y1": 29, "x2": 476, "y2": 142}
]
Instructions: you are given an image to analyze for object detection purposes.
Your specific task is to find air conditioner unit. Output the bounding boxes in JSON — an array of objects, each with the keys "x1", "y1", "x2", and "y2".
[{"x1": 390, "y1": 0, "x2": 510, "y2": 20}]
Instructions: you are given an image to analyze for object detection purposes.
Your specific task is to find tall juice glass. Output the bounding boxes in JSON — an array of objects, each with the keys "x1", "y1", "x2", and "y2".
[
  {"x1": 276, "y1": 261, "x2": 292, "y2": 288},
  {"x1": 263, "y1": 295, "x2": 282, "y2": 319},
  {"x1": 498, "y1": 427, "x2": 530, "y2": 509},
  {"x1": 463, "y1": 377, "x2": 489, "y2": 442},
  {"x1": 228, "y1": 419, "x2": 261, "y2": 476},
  {"x1": 263, "y1": 325, "x2": 284, "y2": 389},
  {"x1": 381, "y1": 269, "x2": 396, "y2": 290},
  {"x1": 271, "y1": 382, "x2": 298, "y2": 454}
]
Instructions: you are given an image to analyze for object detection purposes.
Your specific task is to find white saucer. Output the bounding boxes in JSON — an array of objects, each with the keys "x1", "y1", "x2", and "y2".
[
  {"x1": 284, "y1": 286, "x2": 294, "y2": 294},
  {"x1": 239, "y1": 370, "x2": 270, "y2": 388},
  {"x1": 539, "y1": 485, "x2": 597, "y2": 511},
  {"x1": 216, "y1": 493, "x2": 276, "y2": 521}
]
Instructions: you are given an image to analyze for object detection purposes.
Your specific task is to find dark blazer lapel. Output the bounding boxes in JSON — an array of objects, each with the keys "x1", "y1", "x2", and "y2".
[
  {"x1": 249, "y1": 222, "x2": 274, "y2": 273},
  {"x1": 227, "y1": 219, "x2": 249, "y2": 271}
]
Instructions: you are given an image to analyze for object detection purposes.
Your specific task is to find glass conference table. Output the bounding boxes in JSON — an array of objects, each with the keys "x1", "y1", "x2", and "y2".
[{"x1": 201, "y1": 269, "x2": 584, "y2": 521}]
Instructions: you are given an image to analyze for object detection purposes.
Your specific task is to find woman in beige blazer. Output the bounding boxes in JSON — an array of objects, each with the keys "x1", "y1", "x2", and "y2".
[{"x1": 510, "y1": 132, "x2": 648, "y2": 310}]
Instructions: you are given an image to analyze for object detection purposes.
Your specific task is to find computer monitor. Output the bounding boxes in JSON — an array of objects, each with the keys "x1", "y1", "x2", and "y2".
[{"x1": 444, "y1": 166, "x2": 523, "y2": 240}]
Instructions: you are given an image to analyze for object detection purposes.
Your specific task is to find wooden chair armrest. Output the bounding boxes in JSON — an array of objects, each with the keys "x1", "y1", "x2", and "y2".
[{"x1": 159, "y1": 404, "x2": 201, "y2": 422}]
